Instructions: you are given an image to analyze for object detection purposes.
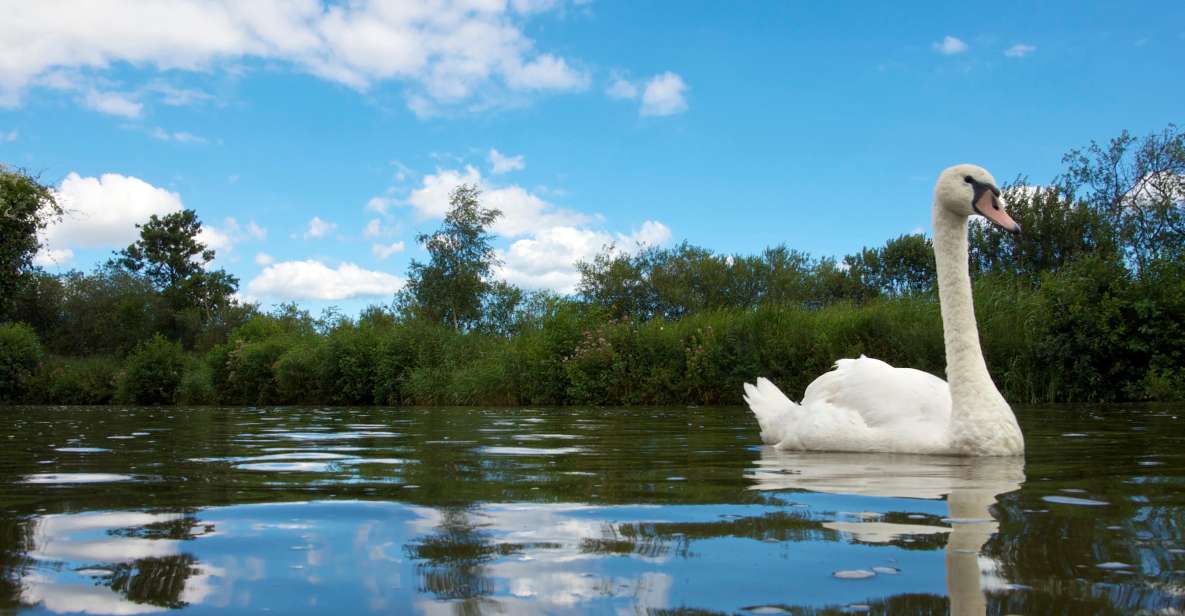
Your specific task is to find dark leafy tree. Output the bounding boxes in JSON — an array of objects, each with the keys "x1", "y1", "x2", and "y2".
[
  {"x1": 401, "y1": 184, "x2": 503, "y2": 331},
  {"x1": 0, "y1": 167, "x2": 62, "y2": 319},
  {"x1": 113, "y1": 209, "x2": 240, "y2": 348}
]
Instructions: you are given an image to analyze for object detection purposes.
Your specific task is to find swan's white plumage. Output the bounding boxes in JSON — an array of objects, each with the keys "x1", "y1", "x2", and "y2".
[
  {"x1": 744, "y1": 357, "x2": 952, "y2": 454},
  {"x1": 745, "y1": 164, "x2": 1025, "y2": 457}
]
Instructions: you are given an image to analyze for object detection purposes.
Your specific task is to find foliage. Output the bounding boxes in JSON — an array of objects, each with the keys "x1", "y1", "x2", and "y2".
[
  {"x1": 119, "y1": 335, "x2": 186, "y2": 405},
  {"x1": 0, "y1": 167, "x2": 62, "y2": 320},
  {"x1": 0, "y1": 322, "x2": 43, "y2": 402},
  {"x1": 113, "y1": 209, "x2": 242, "y2": 349},
  {"x1": 5, "y1": 124, "x2": 1185, "y2": 407},
  {"x1": 401, "y1": 184, "x2": 504, "y2": 331}
]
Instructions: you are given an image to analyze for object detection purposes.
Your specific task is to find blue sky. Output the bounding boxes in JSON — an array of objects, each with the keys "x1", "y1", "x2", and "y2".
[{"x1": 2, "y1": 1, "x2": 1183, "y2": 314}]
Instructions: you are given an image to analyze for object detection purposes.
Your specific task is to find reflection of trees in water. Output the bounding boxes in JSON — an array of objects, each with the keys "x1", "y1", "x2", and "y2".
[
  {"x1": 581, "y1": 511, "x2": 836, "y2": 560},
  {"x1": 0, "y1": 516, "x2": 34, "y2": 610},
  {"x1": 405, "y1": 507, "x2": 557, "y2": 615},
  {"x1": 985, "y1": 492, "x2": 1185, "y2": 614},
  {"x1": 654, "y1": 593, "x2": 952, "y2": 615},
  {"x1": 107, "y1": 553, "x2": 199, "y2": 609}
]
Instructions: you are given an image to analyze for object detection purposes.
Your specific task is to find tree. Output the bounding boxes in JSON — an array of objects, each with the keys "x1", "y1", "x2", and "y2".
[
  {"x1": 113, "y1": 209, "x2": 239, "y2": 348},
  {"x1": 0, "y1": 167, "x2": 61, "y2": 319},
  {"x1": 401, "y1": 184, "x2": 503, "y2": 331},
  {"x1": 1062, "y1": 124, "x2": 1185, "y2": 273}
]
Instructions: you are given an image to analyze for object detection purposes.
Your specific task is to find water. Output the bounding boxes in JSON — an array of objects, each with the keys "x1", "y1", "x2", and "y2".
[{"x1": 1, "y1": 405, "x2": 1183, "y2": 615}]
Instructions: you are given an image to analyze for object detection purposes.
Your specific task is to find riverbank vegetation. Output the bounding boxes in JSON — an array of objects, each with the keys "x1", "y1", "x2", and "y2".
[{"x1": 2, "y1": 125, "x2": 1183, "y2": 406}]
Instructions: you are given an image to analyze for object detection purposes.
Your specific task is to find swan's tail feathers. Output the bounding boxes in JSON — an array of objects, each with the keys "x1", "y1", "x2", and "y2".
[{"x1": 743, "y1": 377, "x2": 799, "y2": 445}]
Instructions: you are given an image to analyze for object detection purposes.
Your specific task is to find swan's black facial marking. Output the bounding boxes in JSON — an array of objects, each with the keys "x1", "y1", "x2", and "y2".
[{"x1": 965, "y1": 175, "x2": 1021, "y2": 234}]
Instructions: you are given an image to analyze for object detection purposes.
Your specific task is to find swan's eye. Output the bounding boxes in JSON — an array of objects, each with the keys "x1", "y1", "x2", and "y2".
[{"x1": 963, "y1": 175, "x2": 975, "y2": 184}]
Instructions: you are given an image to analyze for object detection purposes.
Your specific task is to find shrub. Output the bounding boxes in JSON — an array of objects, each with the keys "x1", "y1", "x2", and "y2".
[
  {"x1": 119, "y1": 334, "x2": 186, "y2": 404},
  {"x1": 0, "y1": 322, "x2": 43, "y2": 402},
  {"x1": 31, "y1": 356, "x2": 120, "y2": 404},
  {"x1": 177, "y1": 359, "x2": 217, "y2": 405}
]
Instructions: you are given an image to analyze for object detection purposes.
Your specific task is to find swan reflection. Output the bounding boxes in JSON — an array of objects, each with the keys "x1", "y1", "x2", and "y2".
[{"x1": 749, "y1": 447, "x2": 1025, "y2": 616}]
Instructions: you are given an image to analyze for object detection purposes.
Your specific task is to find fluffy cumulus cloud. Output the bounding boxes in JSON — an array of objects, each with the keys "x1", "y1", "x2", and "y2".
[
  {"x1": 488, "y1": 148, "x2": 525, "y2": 174},
  {"x1": 932, "y1": 35, "x2": 969, "y2": 55},
  {"x1": 36, "y1": 172, "x2": 263, "y2": 266},
  {"x1": 246, "y1": 260, "x2": 402, "y2": 301},
  {"x1": 385, "y1": 165, "x2": 672, "y2": 292},
  {"x1": 38, "y1": 172, "x2": 184, "y2": 264},
  {"x1": 1004, "y1": 43, "x2": 1036, "y2": 58},
  {"x1": 640, "y1": 72, "x2": 688, "y2": 117},
  {"x1": 606, "y1": 71, "x2": 688, "y2": 117},
  {"x1": 404, "y1": 166, "x2": 591, "y2": 237},
  {"x1": 497, "y1": 221, "x2": 670, "y2": 292},
  {"x1": 0, "y1": 1, "x2": 589, "y2": 114}
]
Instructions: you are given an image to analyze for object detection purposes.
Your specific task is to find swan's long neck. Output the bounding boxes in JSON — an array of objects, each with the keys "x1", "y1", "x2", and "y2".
[{"x1": 932, "y1": 204, "x2": 1024, "y2": 455}]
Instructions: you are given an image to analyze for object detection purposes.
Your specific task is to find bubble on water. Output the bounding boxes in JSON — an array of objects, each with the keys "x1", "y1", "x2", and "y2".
[
  {"x1": 741, "y1": 606, "x2": 792, "y2": 614},
  {"x1": 54, "y1": 447, "x2": 110, "y2": 453},
  {"x1": 1042, "y1": 495, "x2": 1109, "y2": 507},
  {"x1": 1063, "y1": 433, "x2": 1088, "y2": 437},
  {"x1": 871, "y1": 566, "x2": 900, "y2": 574},
  {"x1": 23, "y1": 473, "x2": 133, "y2": 484},
  {"x1": 1060, "y1": 488, "x2": 1088, "y2": 493},
  {"x1": 1096, "y1": 562, "x2": 1134, "y2": 570},
  {"x1": 76, "y1": 569, "x2": 114, "y2": 577},
  {"x1": 833, "y1": 569, "x2": 876, "y2": 579},
  {"x1": 236, "y1": 462, "x2": 334, "y2": 472}
]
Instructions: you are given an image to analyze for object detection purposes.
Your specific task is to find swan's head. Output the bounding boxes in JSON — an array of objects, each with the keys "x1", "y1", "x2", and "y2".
[{"x1": 934, "y1": 164, "x2": 1021, "y2": 234}]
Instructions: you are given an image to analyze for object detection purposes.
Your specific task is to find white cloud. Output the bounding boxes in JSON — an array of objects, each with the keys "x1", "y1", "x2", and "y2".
[
  {"x1": 504, "y1": 54, "x2": 589, "y2": 91},
  {"x1": 196, "y1": 225, "x2": 232, "y2": 254},
  {"x1": 2, "y1": 129, "x2": 16, "y2": 142},
  {"x1": 254, "y1": 252, "x2": 275, "y2": 266},
  {"x1": 303, "y1": 216, "x2": 336, "y2": 239},
  {"x1": 0, "y1": 1, "x2": 588, "y2": 114},
  {"x1": 81, "y1": 89, "x2": 142, "y2": 117},
  {"x1": 246, "y1": 260, "x2": 403, "y2": 301},
  {"x1": 933, "y1": 35, "x2": 969, "y2": 55},
  {"x1": 150, "y1": 127, "x2": 207, "y2": 144},
  {"x1": 363, "y1": 218, "x2": 383, "y2": 238},
  {"x1": 372, "y1": 241, "x2": 406, "y2": 259},
  {"x1": 488, "y1": 148, "x2": 525, "y2": 174},
  {"x1": 605, "y1": 76, "x2": 638, "y2": 100},
  {"x1": 640, "y1": 72, "x2": 688, "y2": 117},
  {"x1": 37, "y1": 175, "x2": 263, "y2": 265},
  {"x1": 32, "y1": 247, "x2": 74, "y2": 267},
  {"x1": 389, "y1": 165, "x2": 672, "y2": 292},
  {"x1": 404, "y1": 166, "x2": 591, "y2": 237},
  {"x1": 43, "y1": 172, "x2": 183, "y2": 251},
  {"x1": 1004, "y1": 43, "x2": 1036, "y2": 58},
  {"x1": 496, "y1": 221, "x2": 671, "y2": 292}
]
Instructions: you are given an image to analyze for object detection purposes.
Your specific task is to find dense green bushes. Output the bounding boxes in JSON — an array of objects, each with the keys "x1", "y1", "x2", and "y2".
[
  {"x1": 119, "y1": 335, "x2": 187, "y2": 404},
  {"x1": 3, "y1": 254, "x2": 1184, "y2": 406},
  {"x1": 0, "y1": 323, "x2": 43, "y2": 402}
]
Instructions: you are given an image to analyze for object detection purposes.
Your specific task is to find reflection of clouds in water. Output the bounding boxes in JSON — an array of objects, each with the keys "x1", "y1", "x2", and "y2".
[
  {"x1": 21, "y1": 511, "x2": 226, "y2": 615},
  {"x1": 750, "y1": 448, "x2": 1025, "y2": 616},
  {"x1": 22, "y1": 573, "x2": 170, "y2": 615}
]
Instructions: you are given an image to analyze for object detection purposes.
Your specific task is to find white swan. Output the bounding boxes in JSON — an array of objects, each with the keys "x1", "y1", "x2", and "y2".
[{"x1": 744, "y1": 164, "x2": 1024, "y2": 456}]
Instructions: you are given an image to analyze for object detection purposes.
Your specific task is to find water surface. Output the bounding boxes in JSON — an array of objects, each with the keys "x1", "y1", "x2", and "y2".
[{"x1": 1, "y1": 405, "x2": 1183, "y2": 614}]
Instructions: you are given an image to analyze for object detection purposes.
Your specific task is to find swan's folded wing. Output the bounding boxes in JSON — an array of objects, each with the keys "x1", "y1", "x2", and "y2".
[{"x1": 801, "y1": 356, "x2": 950, "y2": 429}]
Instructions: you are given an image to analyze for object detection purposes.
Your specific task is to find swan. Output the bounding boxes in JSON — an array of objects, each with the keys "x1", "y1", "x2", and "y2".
[{"x1": 744, "y1": 164, "x2": 1024, "y2": 456}]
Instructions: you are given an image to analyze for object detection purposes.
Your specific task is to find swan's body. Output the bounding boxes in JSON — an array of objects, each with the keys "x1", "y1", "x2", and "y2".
[{"x1": 745, "y1": 164, "x2": 1025, "y2": 456}]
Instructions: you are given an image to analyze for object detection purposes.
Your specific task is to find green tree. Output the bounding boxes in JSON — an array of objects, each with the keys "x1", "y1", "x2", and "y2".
[
  {"x1": 113, "y1": 209, "x2": 240, "y2": 348},
  {"x1": 0, "y1": 167, "x2": 62, "y2": 319},
  {"x1": 401, "y1": 184, "x2": 503, "y2": 331}
]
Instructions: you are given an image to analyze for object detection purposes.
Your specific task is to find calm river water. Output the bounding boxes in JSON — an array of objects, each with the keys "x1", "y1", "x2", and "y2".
[{"x1": 0, "y1": 405, "x2": 1182, "y2": 614}]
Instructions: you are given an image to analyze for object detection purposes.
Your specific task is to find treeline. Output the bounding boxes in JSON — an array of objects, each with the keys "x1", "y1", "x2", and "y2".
[{"x1": 1, "y1": 125, "x2": 1183, "y2": 406}]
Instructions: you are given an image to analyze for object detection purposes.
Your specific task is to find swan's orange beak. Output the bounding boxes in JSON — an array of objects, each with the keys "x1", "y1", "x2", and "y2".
[{"x1": 973, "y1": 186, "x2": 1022, "y2": 234}]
